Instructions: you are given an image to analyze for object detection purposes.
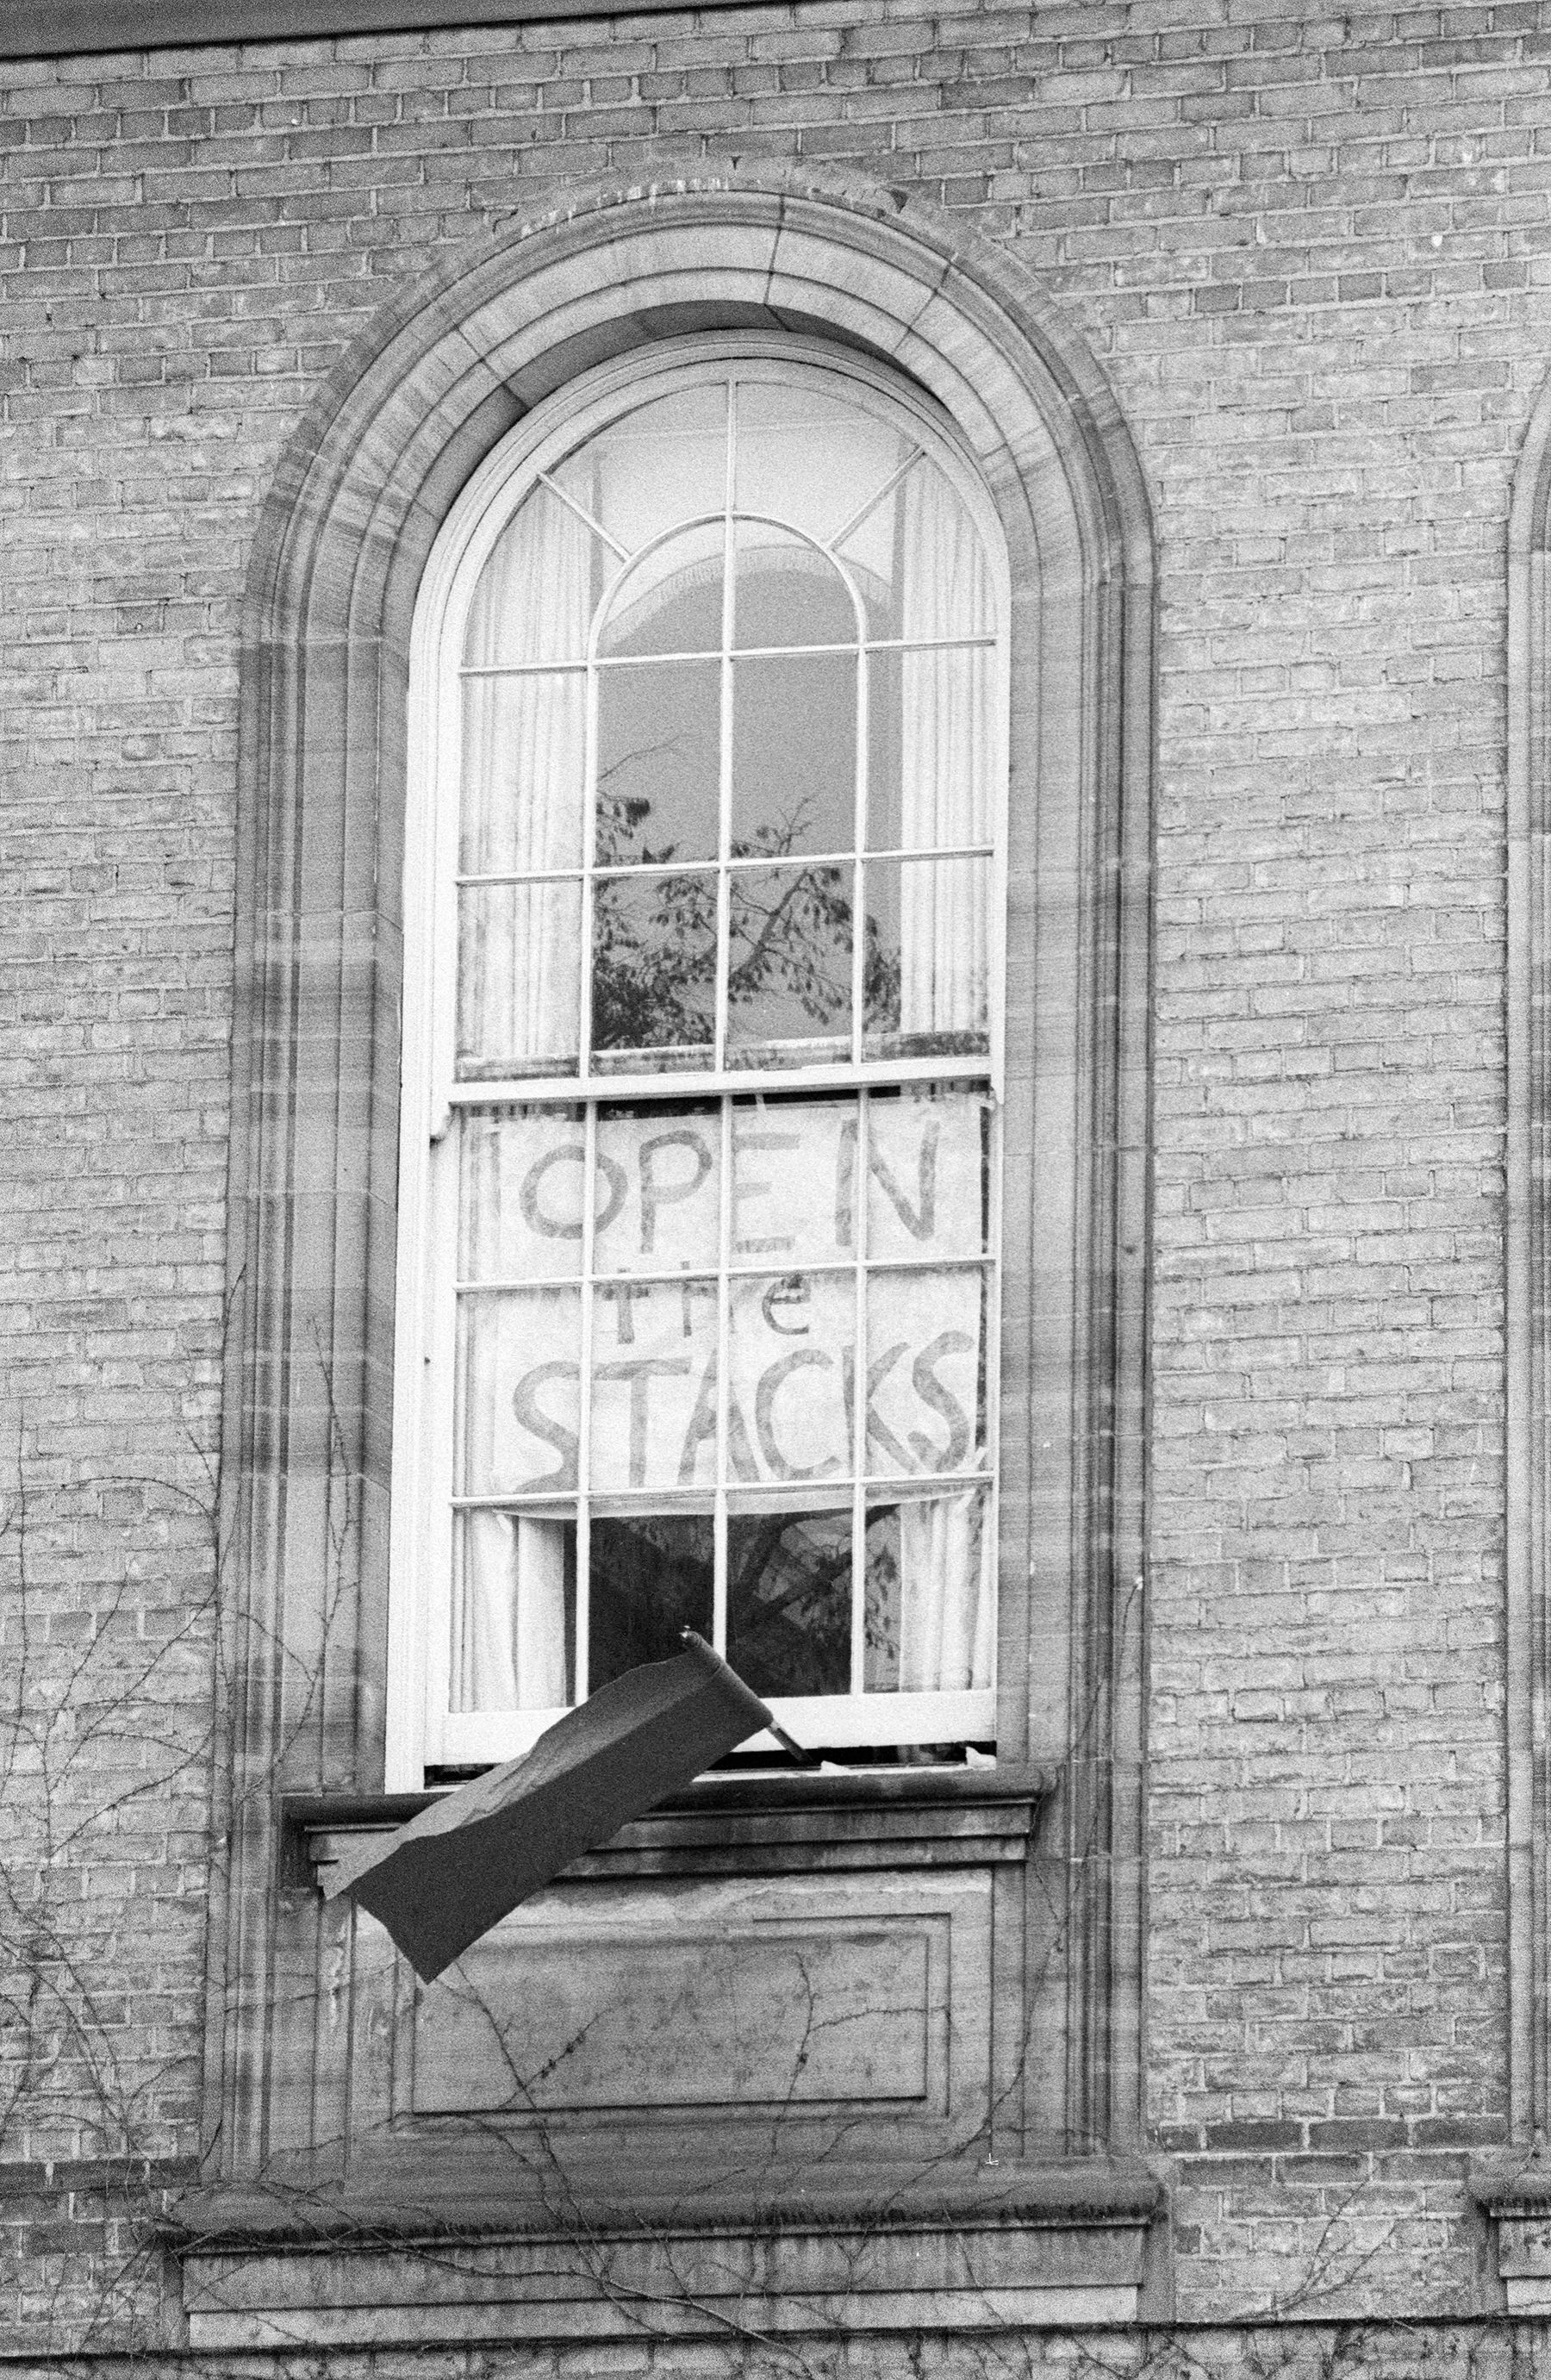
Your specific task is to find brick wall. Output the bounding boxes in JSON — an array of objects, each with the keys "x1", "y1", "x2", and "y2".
[{"x1": 1, "y1": 0, "x2": 1544, "y2": 2346}]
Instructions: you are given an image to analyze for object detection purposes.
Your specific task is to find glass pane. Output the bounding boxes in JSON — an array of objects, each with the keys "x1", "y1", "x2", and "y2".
[
  {"x1": 734, "y1": 381, "x2": 906, "y2": 547},
  {"x1": 597, "y1": 521, "x2": 724, "y2": 661},
  {"x1": 731, "y1": 652, "x2": 856, "y2": 860},
  {"x1": 452, "y1": 1509, "x2": 575, "y2": 1712},
  {"x1": 862, "y1": 1503, "x2": 901, "y2": 1692},
  {"x1": 838, "y1": 456, "x2": 993, "y2": 644},
  {"x1": 551, "y1": 384, "x2": 727, "y2": 558},
  {"x1": 728, "y1": 1269, "x2": 855, "y2": 1487},
  {"x1": 596, "y1": 657, "x2": 719, "y2": 867},
  {"x1": 726, "y1": 863, "x2": 851, "y2": 1066},
  {"x1": 588, "y1": 1511, "x2": 715, "y2": 1692},
  {"x1": 733, "y1": 524, "x2": 856, "y2": 651},
  {"x1": 457, "y1": 1285, "x2": 581, "y2": 1496},
  {"x1": 865, "y1": 1087, "x2": 990, "y2": 1262},
  {"x1": 731, "y1": 1099, "x2": 857, "y2": 1266},
  {"x1": 863, "y1": 1487, "x2": 992, "y2": 1692},
  {"x1": 590, "y1": 1277, "x2": 719, "y2": 1494},
  {"x1": 727, "y1": 1501, "x2": 852, "y2": 1697},
  {"x1": 458, "y1": 1106, "x2": 587, "y2": 1283},
  {"x1": 866, "y1": 646, "x2": 993, "y2": 852},
  {"x1": 462, "y1": 485, "x2": 610, "y2": 670},
  {"x1": 457, "y1": 880, "x2": 582, "y2": 1078},
  {"x1": 595, "y1": 1106, "x2": 721, "y2": 1277},
  {"x1": 864, "y1": 1267, "x2": 987, "y2": 1481},
  {"x1": 591, "y1": 872, "x2": 716, "y2": 1066},
  {"x1": 459, "y1": 673, "x2": 587, "y2": 878},
  {"x1": 861, "y1": 856, "x2": 990, "y2": 1062}
]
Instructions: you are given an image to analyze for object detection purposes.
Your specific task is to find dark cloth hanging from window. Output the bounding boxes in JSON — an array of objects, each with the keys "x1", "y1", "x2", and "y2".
[{"x1": 323, "y1": 1635, "x2": 771, "y2": 1981}]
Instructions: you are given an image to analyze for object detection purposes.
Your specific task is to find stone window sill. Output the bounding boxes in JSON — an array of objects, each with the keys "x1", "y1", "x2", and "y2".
[
  {"x1": 167, "y1": 2156, "x2": 1162, "y2": 2346},
  {"x1": 282, "y1": 1763, "x2": 1056, "y2": 1888}
]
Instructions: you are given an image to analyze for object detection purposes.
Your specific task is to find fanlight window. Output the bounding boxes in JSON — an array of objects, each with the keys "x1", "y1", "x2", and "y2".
[{"x1": 403, "y1": 352, "x2": 1007, "y2": 1769}]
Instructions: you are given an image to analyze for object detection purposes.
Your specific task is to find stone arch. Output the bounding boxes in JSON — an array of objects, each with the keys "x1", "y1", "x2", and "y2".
[{"x1": 214, "y1": 165, "x2": 1156, "y2": 2180}]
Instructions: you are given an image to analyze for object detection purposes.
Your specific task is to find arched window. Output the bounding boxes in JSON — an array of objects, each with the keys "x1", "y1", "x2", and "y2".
[
  {"x1": 205, "y1": 180, "x2": 1156, "y2": 2277},
  {"x1": 393, "y1": 340, "x2": 1008, "y2": 1773}
]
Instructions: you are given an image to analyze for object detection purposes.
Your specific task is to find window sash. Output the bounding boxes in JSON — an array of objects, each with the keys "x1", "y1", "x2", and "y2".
[
  {"x1": 396, "y1": 342, "x2": 1012, "y2": 1778},
  {"x1": 431, "y1": 1085, "x2": 1000, "y2": 1746}
]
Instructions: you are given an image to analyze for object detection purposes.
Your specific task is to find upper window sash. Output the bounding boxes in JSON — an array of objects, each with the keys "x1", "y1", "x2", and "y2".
[{"x1": 423, "y1": 347, "x2": 1010, "y2": 1120}]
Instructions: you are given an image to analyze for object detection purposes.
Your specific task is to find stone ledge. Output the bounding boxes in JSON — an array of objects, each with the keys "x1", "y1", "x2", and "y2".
[
  {"x1": 0, "y1": 2156, "x2": 199, "y2": 2203},
  {"x1": 285, "y1": 1767, "x2": 1055, "y2": 1887},
  {"x1": 3, "y1": 0, "x2": 769, "y2": 62},
  {"x1": 1471, "y1": 2154, "x2": 1551, "y2": 2313},
  {"x1": 169, "y1": 2159, "x2": 1162, "y2": 2346},
  {"x1": 170, "y1": 2156, "x2": 1162, "y2": 2243},
  {"x1": 1472, "y1": 2153, "x2": 1551, "y2": 2212}
]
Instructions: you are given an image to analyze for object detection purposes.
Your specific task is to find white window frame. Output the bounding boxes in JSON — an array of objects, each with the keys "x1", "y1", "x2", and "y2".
[{"x1": 387, "y1": 334, "x2": 1012, "y2": 1786}]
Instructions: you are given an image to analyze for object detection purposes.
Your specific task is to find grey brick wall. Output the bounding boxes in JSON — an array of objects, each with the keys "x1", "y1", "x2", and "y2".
[{"x1": 1, "y1": 0, "x2": 1544, "y2": 2346}]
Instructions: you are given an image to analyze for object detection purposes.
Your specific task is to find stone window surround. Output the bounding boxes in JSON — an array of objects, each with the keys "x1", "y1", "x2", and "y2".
[
  {"x1": 199, "y1": 165, "x2": 1159, "y2": 2328},
  {"x1": 1479, "y1": 371, "x2": 1551, "y2": 2308}
]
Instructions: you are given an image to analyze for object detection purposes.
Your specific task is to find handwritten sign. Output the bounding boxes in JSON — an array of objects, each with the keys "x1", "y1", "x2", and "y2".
[{"x1": 458, "y1": 1094, "x2": 990, "y2": 1499}]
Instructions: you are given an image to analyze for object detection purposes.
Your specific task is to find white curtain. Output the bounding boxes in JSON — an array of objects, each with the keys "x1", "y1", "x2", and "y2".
[
  {"x1": 458, "y1": 1512, "x2": 569, "y2": 1713},
  {"x1": 896, "y1": 1487, "x2": 994, "y2": 1695},
  {"x1": 894, "y1": 465, "x2": 994, "y2": 1696},
  {"x1": 898, "y1": 464, "x2": 990, "y2": 1037},
  {"x1": 459, "y1": 488, "x2": 591, "y2": 1072},
  {"x1": 457, "y1": 492, "x2": 591, "y2": 1713}
]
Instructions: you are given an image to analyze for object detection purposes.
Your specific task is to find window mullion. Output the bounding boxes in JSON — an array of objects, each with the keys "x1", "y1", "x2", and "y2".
[
  {"x1": 714, "y1": 1094, "x2": 733, "y2": 1663},
  {"x1": 537, "y1": 467, "x2": 631, "y2": 563},
  {"x1": 826, "y1": 446, "x2": 922, "y2": 557},
  {"x1": 574, "y1": 1100, "x2": 599, "y2": 1704},
  {"x1": 714, "y1": 372, "x2": 736, "y2": 1078},
  {"x1": 851, "y1": 630, "x2": 868, "y2": 1065},
  {"x1": 711, "y1": 373, "x2": 738, "y2": 1669},
  {"x1": 579, "y1": 644, "x2": 598, "y2": 1093},
  {"x1": 851, "y1": 1090, "x2": 869, "y2": 1702},
  {"x1": 849, "y1": 614, "x2": 870, "y2": 1701},
  {"x1": 985, "y1": 1099, "x2": 1003, "y2": 1699},
  {"x1": 572, "y1": 603, "x2": 601, "y2": 1708}
]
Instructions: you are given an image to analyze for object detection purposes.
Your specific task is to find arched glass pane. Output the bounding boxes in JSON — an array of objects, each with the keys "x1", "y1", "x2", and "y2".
[
  {"x1": 734, "y1": 379, "x2": 908, "y2": 547},
  {"x1": 838, "y1": 457, "x2": 992, "y2": 644},
  {"x1": 463, "y1": 484, "x2": 611, "y2": 669},
  {"x1": 551, "y1": 383, "x2": 726, "y2": 557},
  {"x1": 732, "y1": 525, "x2": 856, "y2": 651},
  {"x1": 597, "y1": 521, "x2": 724, "y2": 660}
]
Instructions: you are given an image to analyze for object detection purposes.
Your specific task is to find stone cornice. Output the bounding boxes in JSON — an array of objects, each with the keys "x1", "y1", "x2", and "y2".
[{"x1": 3, "y1": 0, "x2": 749, "y2": 63}]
